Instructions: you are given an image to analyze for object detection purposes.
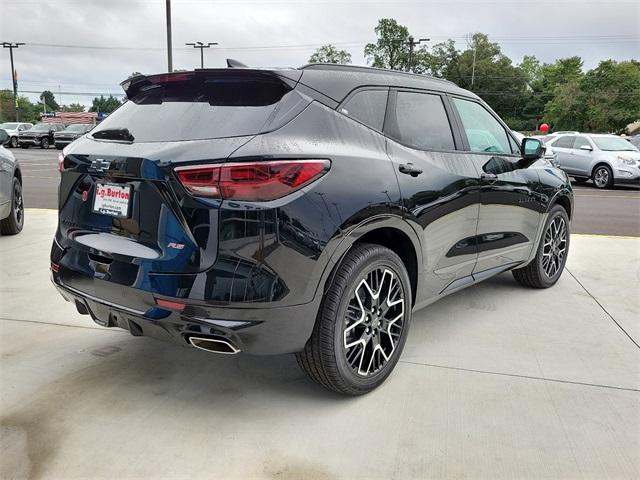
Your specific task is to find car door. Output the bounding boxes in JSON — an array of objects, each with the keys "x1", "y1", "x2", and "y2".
[
  {"x1": 565, "y1": 135, "x2": 594, "y2": 176},
  {"x1": 549, "y1": 135, "x2": 576, "y2": 173},
  {"x1": 383, "y1": 89, "x2": 482, "y2": 302},
  {"x1": 449, "y1": 96, "x2": 542, "y2": 276}
]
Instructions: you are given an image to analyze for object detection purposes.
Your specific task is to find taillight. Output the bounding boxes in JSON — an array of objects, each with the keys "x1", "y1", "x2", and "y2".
[
  {"x1": 175, "y1": 160, "x2": 330, "y2": 201},
  {"x1": 58, "y1": 153, "x2": 64, "y2": 173}
]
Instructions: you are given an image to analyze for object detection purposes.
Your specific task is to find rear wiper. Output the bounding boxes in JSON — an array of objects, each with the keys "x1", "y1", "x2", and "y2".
[{"x1": 92, "y1": 128, "x2": 135, "y2": 143}]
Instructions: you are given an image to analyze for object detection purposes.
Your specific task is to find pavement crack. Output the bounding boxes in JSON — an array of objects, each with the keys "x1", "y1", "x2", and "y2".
[
  {"x1": 398, "y1": 360, "x2": 640, "y2": 392},
  {"x1": 565, "y1": 267, "x2": 640, "y2": 350}
]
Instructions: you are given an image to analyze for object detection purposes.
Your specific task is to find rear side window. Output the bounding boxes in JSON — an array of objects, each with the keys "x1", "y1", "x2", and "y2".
[
  {"x1": 340, "y1": 89, "x2": 388, "y2": 131},
  {"x1": 573, "y1": 136, "x2": 591, "y2": 149},
  {"x1": 552, "y1": 136, "x2": 575, "y2": 148},
  {"x1": 452, "y1": 98, "x2": 510, "y2": 154},
  {"x1": 91, "y1": 78, "x2": 308, "y2": 142},
  {"x1": 390, "y1": 91, "x2": 455, "y2": 150}
]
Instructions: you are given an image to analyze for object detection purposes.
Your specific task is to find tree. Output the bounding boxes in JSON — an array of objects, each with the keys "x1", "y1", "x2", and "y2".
[
  {"x1": 61, "y1": 103, "x2": 85, "y2": 112},
  {"x1": 308, "y1": 44, "x2": 352, "y2": 64},
  {"x1": 89, "y1": 95, "x2": 123, "y2": 114},
  {"x1": 519, "y1": 55, "x2": 542, "y2": 86},
  {"x1": 420, "y1": 39, "x2": 460, "y2": 78},
  {"x1": 364, "y1": 18, "x2": 411, "y2": 71},
  {"x1": 39, "y1": 90, "x2": 59, "y2": 111}
]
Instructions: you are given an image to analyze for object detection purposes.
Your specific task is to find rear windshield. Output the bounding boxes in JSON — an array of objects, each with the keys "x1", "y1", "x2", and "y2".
[{"x1": 91, "y1": 78, "x2": 308, "y2": 142}]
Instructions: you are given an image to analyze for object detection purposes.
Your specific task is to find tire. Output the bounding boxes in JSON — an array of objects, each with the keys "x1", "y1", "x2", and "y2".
[
  {"x1": 296, "y1": 243, "x2": 412, "y2": 395},
  {"x1": 10, "y1": 136, "x2": 18, "y2": 148},
  {"x1": 40, "y1": 137, "x2": 49, "y2": 149},
  {"x1": 592, "y1": 164, "x2": 613, "y2": 189},
  {"x1": 512, "y1": 205, "x2": 569, "y2": 289},
  {"x1": 0, "y1": 177, "x2": 24, "y2": 235}
]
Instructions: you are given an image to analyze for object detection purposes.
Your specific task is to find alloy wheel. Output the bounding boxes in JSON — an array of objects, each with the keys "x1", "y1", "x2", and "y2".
[
  {"x1": 13, "y1": 181, "x2": 24, "y2": 227},
  {"x1": 343, "y1": 267, "x2": 405, "y2": 377},
  {"x1": 541, "y1": 216, "x2": 567, "y2": 278},
  {"x1": 593, "y1": 167, "x2": 609, "y2": 188},
  {"x1": 10, "y1": 136, "x2": 18, "y2": 148}
]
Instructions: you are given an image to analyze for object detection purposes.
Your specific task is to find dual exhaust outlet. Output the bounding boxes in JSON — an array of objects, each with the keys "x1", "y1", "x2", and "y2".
[{"x1": 187, "y1": 335, "x2": 240, "y2": 355}]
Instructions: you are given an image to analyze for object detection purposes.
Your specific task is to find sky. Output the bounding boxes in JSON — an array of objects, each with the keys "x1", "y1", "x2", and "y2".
[{"x1": 1, "y1": 0, "x2": 639, "y2": 107}]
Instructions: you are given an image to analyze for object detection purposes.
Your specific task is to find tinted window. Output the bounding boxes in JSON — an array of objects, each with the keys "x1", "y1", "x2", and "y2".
[
  {"x1": 341, "y1": 89, "x2": 388, "y2": 131},
  {"x1": 91, "y1": 79, "x2": 308, "y2": 142},
  {"x1": 391, "y1": 91, "x2": 455, "y2": 150},
  {"x1": 552, "y1": 135, "x2": 575, "y2": 149},
  {"x1": 452, "y1": 98, "x2": 510, "y2": 154},
  {"x1": 573, "y1": 136, "x2": 591, "y2": 150}
]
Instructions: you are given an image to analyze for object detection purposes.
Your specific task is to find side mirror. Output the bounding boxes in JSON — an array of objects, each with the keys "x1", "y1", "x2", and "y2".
[
  {"x1": 0, "y1": 129, "x2": 8, "y2": 143},
  {"x1": 521, "y1": 137, "x2": 544, "y2": 160},
  {"x1": 579, "y1": 144, "x2": 593, "y2": 151}
]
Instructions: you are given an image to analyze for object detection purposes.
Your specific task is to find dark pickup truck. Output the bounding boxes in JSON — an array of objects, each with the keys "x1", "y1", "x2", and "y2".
[
  {"x1": 54, "y1": 124, "x2": 94, "y2": 149},
  {"x1": 19, "y1": 123, "x2": 65, "y2": 149}
]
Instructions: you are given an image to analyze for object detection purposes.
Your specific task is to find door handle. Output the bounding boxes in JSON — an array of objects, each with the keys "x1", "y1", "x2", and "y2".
[
  {"x1": 481, "y1": 172, "x2": 498, "y2": 183},
  {"x1": 398, "y1": 163, "x2": 423, "y2": 177}
]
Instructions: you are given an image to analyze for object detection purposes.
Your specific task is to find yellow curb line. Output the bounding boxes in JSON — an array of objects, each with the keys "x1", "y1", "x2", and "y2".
[{"x1": 25, "y1": 208, "x2": 57, "y2": 212}]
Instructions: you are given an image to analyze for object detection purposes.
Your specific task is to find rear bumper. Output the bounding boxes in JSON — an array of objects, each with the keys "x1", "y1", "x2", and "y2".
[{"x1": 51, "y1": 266, "x2": 320, "y2": 355}]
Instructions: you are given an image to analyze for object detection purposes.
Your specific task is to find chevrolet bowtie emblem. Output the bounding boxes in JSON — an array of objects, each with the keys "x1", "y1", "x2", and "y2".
[{"x1": 90, "y1": 158, "x2": 111, "y2": 172}]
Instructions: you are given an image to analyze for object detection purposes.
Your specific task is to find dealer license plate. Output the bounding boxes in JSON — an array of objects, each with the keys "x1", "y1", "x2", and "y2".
[{"x1": 92, "y1": 183, "x2": 132, "y2": 218}]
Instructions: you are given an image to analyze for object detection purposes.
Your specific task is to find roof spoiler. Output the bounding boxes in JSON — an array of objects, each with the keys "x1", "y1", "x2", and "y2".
[{"x1": 120, "y1": 68, "x2": 303, "y2": 100}]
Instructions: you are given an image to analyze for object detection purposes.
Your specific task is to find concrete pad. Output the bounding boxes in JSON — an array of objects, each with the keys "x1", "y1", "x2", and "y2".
[{"x1": 1, "y1": 209, "x2": 639, "y2": 479}]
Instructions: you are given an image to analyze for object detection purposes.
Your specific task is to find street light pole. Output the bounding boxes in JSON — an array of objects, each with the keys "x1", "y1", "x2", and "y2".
[
  {"x1": 185, "y1": 42, "x2": 218, "y2": 68},
  {"x1": 2, "y1": 42, "x2": 25, "y2": 121},
  {"x1": 406, "y1": 36, "x2": 429, "y2": 73},
  {"x1": 165, "y1": 0, "x2": 173, "y2": 72}
]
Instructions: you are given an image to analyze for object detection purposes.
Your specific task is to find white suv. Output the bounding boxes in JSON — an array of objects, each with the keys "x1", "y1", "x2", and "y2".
[{"x1": 0, "y1": 122, "x2": 33, "y2": 148}]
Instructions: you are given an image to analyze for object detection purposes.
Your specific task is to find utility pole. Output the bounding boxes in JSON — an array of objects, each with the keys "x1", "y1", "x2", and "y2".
[
  {"x1": 165, "y1": 0, "x2": 173, "y2": 72},
  {"x1": 471, "y1": 47, "x2": 477, "y2": 86},
  {"x1": 185, "y1": 42, "x2": 218, "y2": 68},
  {"x1": 2, "y1": 42, "x2": 24, "y2": 121},
  {"x1": 406, "y1": 36, "x2": 429, "y2": 73}
]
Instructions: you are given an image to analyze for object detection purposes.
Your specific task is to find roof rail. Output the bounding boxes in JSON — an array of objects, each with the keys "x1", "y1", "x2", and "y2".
[{"x1": 299, "y1": 63, "x2": 456, "y2": 86}]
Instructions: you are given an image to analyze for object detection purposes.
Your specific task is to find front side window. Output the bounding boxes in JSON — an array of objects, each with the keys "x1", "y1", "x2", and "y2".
[
  {"x1": 390, "y1": 91, "x2": 455, "y2": 150},
  {"x1": 552, "y1": 135, "x2": 576, "y2": 149},
  {"x1": 452, "y1": 98, "x2": 510, "y2": 154},
  {"x1": 340, "y1": 89, "x2": 388, "y2": 131},
  {"x1": 573, "y1": 136, "x2": 591, "y2": 150}
]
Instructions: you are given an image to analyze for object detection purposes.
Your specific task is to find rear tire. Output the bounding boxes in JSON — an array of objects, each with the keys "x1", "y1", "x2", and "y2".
[
  {"x1": 512, "y1": 205, "x2": 569, "y2": 288},
  {"x1": 296, "y1": 243, "x2": 412, "y2": 395},
  {"x1": 0, "y1": 177, "x2": 24, "y2": 235},
  {"x1": 592, "y1": 165, "x2": 613, "y2": 189}
]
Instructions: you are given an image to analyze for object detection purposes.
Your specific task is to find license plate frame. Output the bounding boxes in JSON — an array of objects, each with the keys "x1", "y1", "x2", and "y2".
[{"x1": 92, "y1": 182, "x2": 132, "y2": 218}]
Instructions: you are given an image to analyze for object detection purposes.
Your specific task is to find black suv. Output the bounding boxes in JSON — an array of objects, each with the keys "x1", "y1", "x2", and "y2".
[
  {"x1": 54, "y1": 123, "x2": 94, "y2": 149},
  {"x1": 51, "y1": 65, "x2": 572, "y2": 395},
  {"x1": 19, "y1": 122, "x2": 65, "y2": 149}
]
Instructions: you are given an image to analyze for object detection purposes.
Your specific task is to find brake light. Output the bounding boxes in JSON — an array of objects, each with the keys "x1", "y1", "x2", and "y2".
[
  {"x1": 175, "y1": 160, "x2": 330, "y2": 201},
  {"x1": 154, "y1": 297, "x2": 186, "y2": 312},
  {"x1": 58, "y1": 153, "x2": 64, "y2": 173}
]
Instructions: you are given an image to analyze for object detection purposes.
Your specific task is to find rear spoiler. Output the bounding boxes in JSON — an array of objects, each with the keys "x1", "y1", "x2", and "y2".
[{"x1": 120, "y1": 68, "x2": 303, "y2": 100}]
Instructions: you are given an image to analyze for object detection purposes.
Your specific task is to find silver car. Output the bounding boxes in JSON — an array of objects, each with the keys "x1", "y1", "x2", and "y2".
[
  {"x1": 0, "y1": 129, "x2": 24, "y2": 234},
  {"x1": 0, "y1": 122, "x2": 33, "y2": 148},
  {"x1": 547, "y1": 133, "x2": 640, "y2": 189},
  {"x1": 513, "y1": 131, "x2": 558, "y2": 167}
]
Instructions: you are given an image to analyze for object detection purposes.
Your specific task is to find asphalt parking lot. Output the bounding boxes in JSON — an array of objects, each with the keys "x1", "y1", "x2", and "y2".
[
  {"x1": 1, "y1": 211, "x2": 638, "y2": 479},
  {"x1": 12, "y1": 147, "x2": 640, "y2": 236}
]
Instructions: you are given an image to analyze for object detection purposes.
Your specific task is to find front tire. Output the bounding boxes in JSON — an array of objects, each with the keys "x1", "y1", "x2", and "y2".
[
  {"x1": 512, "y1": 205, "x2": 569, "y2": 288},
  {"x1": 0, "y1": 177, "x2": 24, "y2": 235},
  {"x1": 40, "y1": 137, "x2": 49, "y2": 149},
  {"x1": 592, "y1": 165, "x2": 613, "y2": 189},
  {"x1": 10, "y1": 136, "x2": 18, "y2": 148},
  {"x1": 296, "y1": 243, "x2": 412, "y2": 395}
]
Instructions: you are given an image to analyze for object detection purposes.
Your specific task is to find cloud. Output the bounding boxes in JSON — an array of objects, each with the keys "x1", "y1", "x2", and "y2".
[{"x1": 1, "y1": 0, "x2": 638, "y2": 106}]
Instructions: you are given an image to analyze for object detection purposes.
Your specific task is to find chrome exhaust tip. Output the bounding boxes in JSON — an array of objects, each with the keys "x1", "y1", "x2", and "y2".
[{"x1": 187, "y1": 336, "x2": 240, "y2": 355}]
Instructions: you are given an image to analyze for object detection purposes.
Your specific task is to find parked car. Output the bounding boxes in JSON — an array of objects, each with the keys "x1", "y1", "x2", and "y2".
[
  {"x1": 50, "y1": 65, "x2": 573, "y2": 395},
  {"x1": 547, "y1": 133, "x2": 640, "y2": 188},
  {"x1": 0, "y1": 122, "x2": 33, "y2": 148},
  {"x1": 0, "y1": 129, "x2": 24, "y2": 234},
  {"x1": 54, "y1": 124, "x2": 94, "y2": 149},
  {"x1": 18, "y1": 122, "x2": 65, "y2": 149}
]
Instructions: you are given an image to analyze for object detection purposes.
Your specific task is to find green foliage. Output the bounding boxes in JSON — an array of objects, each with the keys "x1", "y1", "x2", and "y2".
[
  {"x1": 309, "y1": 44, "x2": 352, "y2": 64},
  {"x1": 364, "y1": 18, "x2": 410, "y2": 71},
  {"x1": 89, "y1": 95, "x2": 123, "y2": 114},
  {"x1": 39, "y1": 90, "x2": 59, "y2": 111},
  {"x1": 61, "y1": 103, "x2": 85, "y2": 112}
]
